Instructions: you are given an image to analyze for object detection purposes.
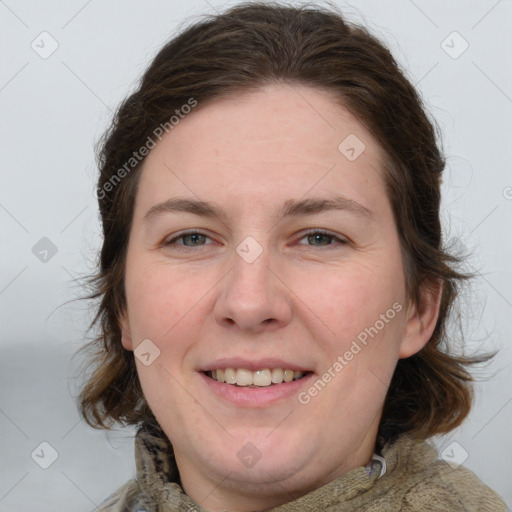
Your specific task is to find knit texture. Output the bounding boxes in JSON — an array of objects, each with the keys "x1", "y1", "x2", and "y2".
[{"x1": 97, "y1": 425, "x2": 507, "y2": 511}]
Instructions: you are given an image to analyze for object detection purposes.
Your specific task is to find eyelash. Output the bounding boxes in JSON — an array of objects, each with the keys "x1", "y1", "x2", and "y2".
[{"x1": 163, "y1": 229, "x2": 348, "y2": 249}]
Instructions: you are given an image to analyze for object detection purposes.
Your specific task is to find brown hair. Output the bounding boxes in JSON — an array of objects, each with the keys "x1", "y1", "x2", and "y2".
[{"x1": 78, "y1": 1, "x2": 491, "y2": 442}]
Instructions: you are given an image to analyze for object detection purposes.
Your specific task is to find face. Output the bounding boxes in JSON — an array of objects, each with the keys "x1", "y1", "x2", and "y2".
[{"x1": 120, "y1": 83, "x2": 435, "y2": 511}]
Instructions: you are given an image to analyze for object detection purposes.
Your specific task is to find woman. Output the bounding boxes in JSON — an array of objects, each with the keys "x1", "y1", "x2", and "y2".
[{"x1": 79, "y1": 2, "x2": 507, "y2": 510}]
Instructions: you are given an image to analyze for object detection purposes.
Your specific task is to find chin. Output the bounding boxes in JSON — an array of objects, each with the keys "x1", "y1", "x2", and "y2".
[{"x1": 210, "y1": 427, "x2": 313, "y2": 484}]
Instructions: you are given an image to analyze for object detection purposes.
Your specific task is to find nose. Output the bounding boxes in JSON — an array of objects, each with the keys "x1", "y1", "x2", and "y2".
[{"x1": 213, "y1": 243, "x2": 293, "y2": 333}]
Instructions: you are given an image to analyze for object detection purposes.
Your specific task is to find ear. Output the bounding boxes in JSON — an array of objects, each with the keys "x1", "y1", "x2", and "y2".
[
  {"x1": 398, "y1": 279, "x2": 443, "y2": 359},
  {"x1": 119, "y1": 312, "x2": 134, "y2": 351}
]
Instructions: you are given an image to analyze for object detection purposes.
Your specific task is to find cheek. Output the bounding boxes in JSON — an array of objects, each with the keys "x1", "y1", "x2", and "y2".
[
  {"x1": 293, "y1": 258, "x2": 407, "y2": 404},
  {"x1": 298, "y1": 260, "x2": 405, "y2": 340},
  {"x1": 124, "y1": 258, "x2": 210, "y2": 342}
]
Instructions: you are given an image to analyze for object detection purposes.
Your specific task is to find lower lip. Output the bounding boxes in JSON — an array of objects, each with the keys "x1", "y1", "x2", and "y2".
[{"x1": 200, "y1": 372, "x2": 314, "y2": 407}]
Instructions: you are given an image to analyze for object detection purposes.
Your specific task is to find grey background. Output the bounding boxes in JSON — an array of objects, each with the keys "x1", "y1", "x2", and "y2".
[{"x1": 1, "y1": 0, "x2": 511, "y2": 510}]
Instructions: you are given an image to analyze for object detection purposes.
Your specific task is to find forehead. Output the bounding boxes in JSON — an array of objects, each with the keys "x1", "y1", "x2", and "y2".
[{"x1": 135, "y1": 83, "x2": 389, "y2": 218}]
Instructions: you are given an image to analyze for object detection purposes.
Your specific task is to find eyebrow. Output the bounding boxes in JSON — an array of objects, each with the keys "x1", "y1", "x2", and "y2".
[{"x1": 143, "y1": 196, "x2": 373, "y2": 223}]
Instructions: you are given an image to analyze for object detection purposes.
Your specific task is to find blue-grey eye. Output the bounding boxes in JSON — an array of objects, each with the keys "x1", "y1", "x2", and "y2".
[
  {"x1": 181, "y1": 233, "x2": 207, "y2": 246},
  {"x1": 307, "y1": 233, "x2": 333, "y2": 246}
]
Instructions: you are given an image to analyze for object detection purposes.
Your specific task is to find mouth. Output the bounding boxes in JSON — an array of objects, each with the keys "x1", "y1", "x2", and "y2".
[
  {"x1": 203, "y1": 368, "x2": 311, "y2": 387},
  {"x1": 199, "y1": 358, "x2": 315, "y2": 406}
]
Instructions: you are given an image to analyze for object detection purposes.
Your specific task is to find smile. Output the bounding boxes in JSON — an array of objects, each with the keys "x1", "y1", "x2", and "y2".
[{"x1": 206, "y1": 368, "x2": 308, "y2": 387}]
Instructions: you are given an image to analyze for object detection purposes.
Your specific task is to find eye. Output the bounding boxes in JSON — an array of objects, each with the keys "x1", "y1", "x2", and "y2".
[
  {"x1": 164, "y1": 230, "x2": 213, "y2": 247},
  {"x1": 297, "y1": 229, "x2": 348, "y2": 247},
  {"x1": 162, "y1": 229, "x2": 348, "y2": 249}
]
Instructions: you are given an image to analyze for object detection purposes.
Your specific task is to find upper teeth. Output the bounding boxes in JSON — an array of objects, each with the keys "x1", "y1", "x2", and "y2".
[{"x1": 209, "y1": 368, "x2": 305, "y2": 387}]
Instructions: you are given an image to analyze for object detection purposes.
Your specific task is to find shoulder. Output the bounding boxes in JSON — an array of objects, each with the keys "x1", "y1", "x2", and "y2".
[
  {"x1": 94, "y1": 479, "x2": 148, "y2": 512},
  {"x1": 380, "y1": 436, "x2": 507, "y2": 512},
  {"x1": 402, "y1": 457, "x2": 508, "y2": 511}
]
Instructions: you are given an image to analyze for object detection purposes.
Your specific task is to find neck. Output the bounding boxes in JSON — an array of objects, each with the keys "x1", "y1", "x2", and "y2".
[{"x1": 175, "y1": 444, "x2": 375, "y2": 512}]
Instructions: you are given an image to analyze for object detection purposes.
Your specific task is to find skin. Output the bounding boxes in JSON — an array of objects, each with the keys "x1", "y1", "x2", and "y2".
[{"x1": 120, "y1": 83, "x2": 441, "y2": 512}]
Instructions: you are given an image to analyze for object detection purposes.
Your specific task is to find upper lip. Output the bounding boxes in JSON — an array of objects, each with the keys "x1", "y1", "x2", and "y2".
[{"x1": 200, "y1": 358, "x2": 313, "y2": 373}]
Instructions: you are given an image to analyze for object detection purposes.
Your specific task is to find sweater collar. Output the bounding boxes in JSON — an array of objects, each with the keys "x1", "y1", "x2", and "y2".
[{"x1": 133, "y1": 423, "x2": 399, "y2": 512}]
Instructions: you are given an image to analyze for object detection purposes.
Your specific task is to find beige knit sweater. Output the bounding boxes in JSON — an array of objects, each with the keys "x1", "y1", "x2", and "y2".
[{"x1": 97, "y1": 426, "x2": 507, "y2": 511}]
